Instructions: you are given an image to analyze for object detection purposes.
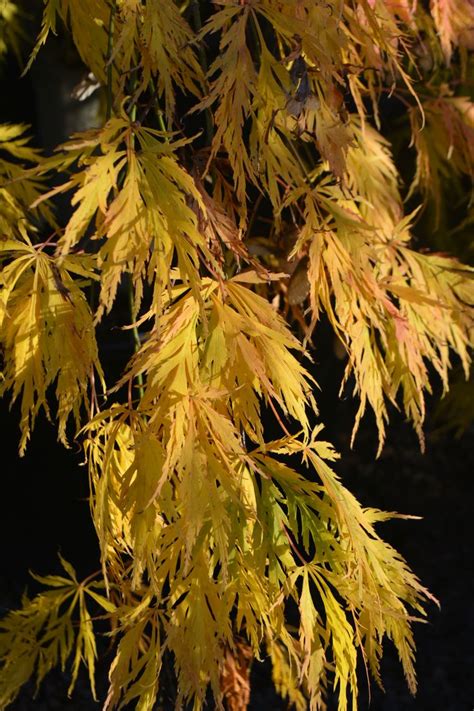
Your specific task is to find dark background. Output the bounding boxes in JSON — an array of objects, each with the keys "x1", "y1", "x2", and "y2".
[{"x1": 1, "y1": 20, "x2": 473, "y2": 711}]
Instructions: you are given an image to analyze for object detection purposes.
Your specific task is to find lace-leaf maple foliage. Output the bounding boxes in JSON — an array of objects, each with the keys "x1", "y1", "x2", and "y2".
[{"x1": 0, "y1": 1, "x2": 473, "y2": 709}]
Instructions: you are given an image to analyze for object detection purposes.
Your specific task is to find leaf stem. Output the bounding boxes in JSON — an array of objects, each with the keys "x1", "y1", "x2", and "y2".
[
  {"x1": 105, "y1": 1, "x2": 117, "y2": 121},
  {"x1": 128, "y1": 274, "x2": 145, "y2": 400},
  {"x1": 190, "y1": 0, "x2": 213, "y2": 145}
]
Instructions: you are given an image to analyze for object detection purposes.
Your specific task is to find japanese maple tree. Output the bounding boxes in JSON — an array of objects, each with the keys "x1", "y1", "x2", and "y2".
[{"x1": 0, "y1": 1, "x2": 473, "y2": 709}]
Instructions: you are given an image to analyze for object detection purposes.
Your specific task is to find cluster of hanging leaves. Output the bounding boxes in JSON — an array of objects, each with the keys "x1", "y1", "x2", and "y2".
[
  {"x1": 0, "y1": 0, "x2": 473, "y2": 709},
  {"x1": 0, "y1": 555, "x2": 114, "y2": 709}
]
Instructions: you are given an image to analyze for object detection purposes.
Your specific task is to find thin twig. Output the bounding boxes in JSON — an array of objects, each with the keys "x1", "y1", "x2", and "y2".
[
  {"x1": 105, "y1": 2, "x2": 117, "y2": 121},
  {"x1": 190, "y1": 0, "x2": 213, "y2": 145}
]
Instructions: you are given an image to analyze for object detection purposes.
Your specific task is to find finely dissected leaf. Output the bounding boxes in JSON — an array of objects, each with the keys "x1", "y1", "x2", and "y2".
[
  {"x1": 119, "y1": 276, "x2": 315, "y2": 441},
  {"x1": 0, "y1": 234, "x2": 104, "y2": 452},
  {"x1": 0, "y1": 557, "x2": 113, "y2": 708},
  {"x1": 195, "y1": 5, "x2": 257, "y2": 218},
  {"x1": 285, "y1": 172, "x2": 474, "y2": 452},
  {"x1": 32, "y1": 118, "x2": 211, "y2": 317},
  {"x1": 408, "y1": 93, "x2": 474, "y2": 217},
  {"x1": 25, "y1": 0, "x2": 108, "y2": 79},
  {"x1": 23, "y1": 0, "x2": 61, "y2": 73},
  {"x1": 0, "y1": 124, "x2": 53, "y2": 237},
  {"x1": 430, "y1": 0, "x2": 474, "y2": 62},
  {"x1": 104, "y1": 605, "x2": 161, "y2": 711}
]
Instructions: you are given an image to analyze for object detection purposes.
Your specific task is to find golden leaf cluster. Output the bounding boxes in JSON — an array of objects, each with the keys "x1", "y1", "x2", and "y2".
[{"x1": 0, "y1": 1, "x2": 473, "y2": 709}]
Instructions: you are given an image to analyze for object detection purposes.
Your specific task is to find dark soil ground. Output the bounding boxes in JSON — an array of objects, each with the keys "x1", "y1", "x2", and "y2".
[{"x1": 1, "y1": 391, "x2": 473, "y2": 711}]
